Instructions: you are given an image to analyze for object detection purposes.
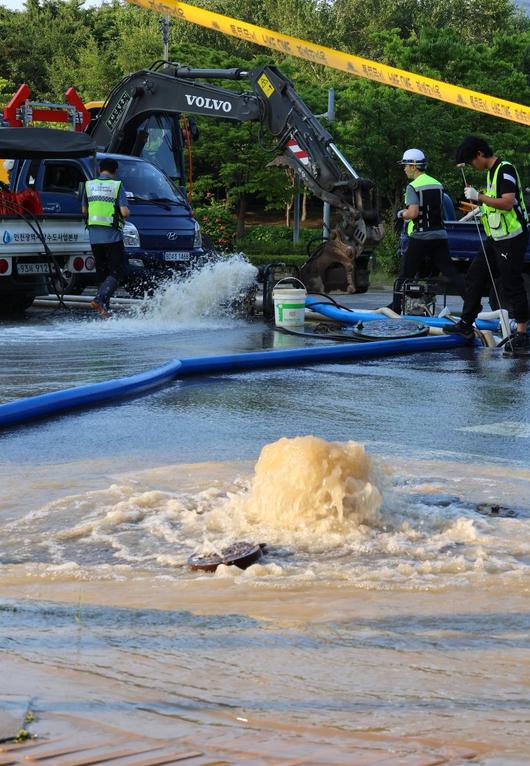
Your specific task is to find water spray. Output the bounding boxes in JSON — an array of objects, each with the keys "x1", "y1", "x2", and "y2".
[{"x1": 456, "y1": 162, "x2": 512, "y2": 345}]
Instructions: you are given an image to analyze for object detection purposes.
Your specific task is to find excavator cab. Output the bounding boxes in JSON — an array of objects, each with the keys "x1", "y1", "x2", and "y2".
[{"x1": 86, "y1": 62, "x2": 382, "y2": 293}]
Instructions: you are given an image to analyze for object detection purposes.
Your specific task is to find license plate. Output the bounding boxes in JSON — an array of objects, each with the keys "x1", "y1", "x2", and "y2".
[
  {"x1": 162, "y1": 251, "x2": 192, "y2": 262},
  {"x1": 17, "y1": 262, "x2": 50, "y2": 275}
]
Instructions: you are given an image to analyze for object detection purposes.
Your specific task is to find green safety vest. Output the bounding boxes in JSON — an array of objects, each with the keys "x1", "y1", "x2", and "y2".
[
  {"x1": 406, "y1": 173, "x2": 445, "y2": 236},
  {"x1": 481, "y1": 161, "x2": 528, "y2": 241},
  {"x1": 85, "y1": 178, "x2": 123, "y2": 228}
]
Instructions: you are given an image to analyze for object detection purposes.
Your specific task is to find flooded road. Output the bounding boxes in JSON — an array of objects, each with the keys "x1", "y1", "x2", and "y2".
[{"x1": 1, "y1": 263, "x2": 530, "y2": 763}]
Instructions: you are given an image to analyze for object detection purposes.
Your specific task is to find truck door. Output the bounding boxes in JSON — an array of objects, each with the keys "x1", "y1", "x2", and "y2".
[{"x1": 39, "y1": 160, "x2": 88, "y2": 215}]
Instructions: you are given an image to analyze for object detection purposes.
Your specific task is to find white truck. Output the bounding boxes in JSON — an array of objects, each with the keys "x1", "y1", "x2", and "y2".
[
  {"x1": 0, "y1": 126, "x2": 97, "y2": 313},
  {"x1": 0, "y1": 217, "x2": 94, "y2": 311}
]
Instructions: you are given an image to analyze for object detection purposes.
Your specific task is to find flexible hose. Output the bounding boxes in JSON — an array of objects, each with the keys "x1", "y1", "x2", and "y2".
[
  {"x1": 305, "y1": 297, "x2": 501, "y2": 332},
  {"x1": 0, "y1": 335, "x2": 468, "y2": 429}
]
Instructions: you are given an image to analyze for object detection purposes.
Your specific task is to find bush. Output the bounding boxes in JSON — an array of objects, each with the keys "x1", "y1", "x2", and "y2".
[
  {"x1": 245, "y1": 253, "x2": 307, "y2": 267},
  {"x1": 192, "y1": 197, "x2": 237, "y2": 251},
  {"x1": 237, "y1": 225, "x2": 320, "y2": 255},
  {"x1": 373, "y1": 210, "x2": 401, "y2": 277}
]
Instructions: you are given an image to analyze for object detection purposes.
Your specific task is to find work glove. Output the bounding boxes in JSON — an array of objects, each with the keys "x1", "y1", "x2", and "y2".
[
  {"x1": 464, "y1": 186, "x2": 480, "y2": 202},
  {"x1": 396, "y1": 209, "x2": 407, "y2": 219}
]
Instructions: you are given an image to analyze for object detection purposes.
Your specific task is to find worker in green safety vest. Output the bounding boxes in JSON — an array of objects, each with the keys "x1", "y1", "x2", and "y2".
[
  {"x1": 390, "y1": 148, "x2": 466, "y2": 313},
  {"x1": 444, "y1": 136, "x2": 529, "y2": 354},
  {"x1": 81, "y1": 157, "x2": 130, "y2": 318}
]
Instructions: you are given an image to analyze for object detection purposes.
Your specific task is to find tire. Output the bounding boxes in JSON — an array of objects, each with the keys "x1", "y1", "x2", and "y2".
[
  {"x1": 354, "y1": 256, "x2": 371, "y2": 294},
  {"x1": 0, "y1": 296, "x2": 35, "y2": 314},
  {"x1": 62, "y1": 274, "x2": 85, "y2": 295},
  {"x1": 354, "y1": 282, "x2": 369, "y2": 294},
  {"x1": 47, "y1": 271, "x2": 85, "y2": 296}
]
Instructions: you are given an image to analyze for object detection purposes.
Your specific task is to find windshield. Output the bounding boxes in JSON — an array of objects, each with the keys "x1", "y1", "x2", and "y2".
[
  {"x1": 115, "y1": 159, "x2": 185, "y2": 204},
  {"x1": 139, "y1": 116, "x2": 180, "y2": 181}
]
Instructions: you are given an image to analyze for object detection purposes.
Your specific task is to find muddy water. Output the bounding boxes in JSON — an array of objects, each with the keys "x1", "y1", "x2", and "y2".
[
  {"x1": 1, "y1": 263, "x2": 530, "y2": 762},
  {"x1": 2, "y1": 442, "x2": 530, "y2": 761}
]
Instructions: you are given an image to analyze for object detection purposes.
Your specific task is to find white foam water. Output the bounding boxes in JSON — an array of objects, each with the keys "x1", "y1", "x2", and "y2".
[
  {"x1": 1, "y1": 255, "x2": 258, "y2": 341},
  {"x1": 135, "y1": 253, "x2": 258, "y2": 324},
  {"x1": 2, "y1": 436, "x2": 529, "y2": 590}
]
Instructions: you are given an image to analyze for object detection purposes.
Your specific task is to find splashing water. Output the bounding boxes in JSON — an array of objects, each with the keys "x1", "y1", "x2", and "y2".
[
  {"x1": 1, "y1": 254, "x2": 259, "y2": 344},
  {"x1": 135, "y1": 254, "x2": 258, "y2": 323},
  {"x1": 189, "y1": 436, "x2": 386, "y2": 555},
  {"x1": 242, "y1": 436, "x2": 383, "y2": 531},
  {"x1": 4, "y1": 436, "x2": 530, "y2": 589}
]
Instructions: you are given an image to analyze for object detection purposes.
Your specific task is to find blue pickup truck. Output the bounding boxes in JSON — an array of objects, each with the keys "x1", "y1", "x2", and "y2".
[
  {"x1": 445, "y1": 214, "x2": 530, "y2": 303},
  {"x1": 10, "y1": 152, "x2": 203, "y2": 292},
  {"x1": 398, "y1": 197, "x2": 530, "y2": 303}
]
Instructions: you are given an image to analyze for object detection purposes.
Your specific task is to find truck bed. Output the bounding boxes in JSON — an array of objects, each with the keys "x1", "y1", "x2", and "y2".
[
  {"x1": 0, "y1": 216, "x2": 90, "y2": 256},
  {"x1": 446, "y1": 220, "x2": 530, "y2": 263}
]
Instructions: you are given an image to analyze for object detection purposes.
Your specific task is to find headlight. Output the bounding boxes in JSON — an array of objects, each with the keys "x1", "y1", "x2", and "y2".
[
  {"x1": 123, "y1": 221, "x2": 141, "y2": 248},
  {"x1": 193, "y1": 220, "x2": 202, "y2": 249}
]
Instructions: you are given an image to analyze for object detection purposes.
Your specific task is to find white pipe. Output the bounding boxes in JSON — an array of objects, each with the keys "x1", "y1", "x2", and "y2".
[
  {"x1": 36, "y1": 294, "x2": 139, "y2": 306},
  {"x1": 477, "y1": 308, "x2": 510, "y2": 339},
  {"x1": 33, "y1": 299, "x2": 96, "y2": 309}
]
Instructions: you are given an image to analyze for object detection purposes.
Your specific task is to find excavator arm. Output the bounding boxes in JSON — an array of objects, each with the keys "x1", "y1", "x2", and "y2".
[{"x1": 88, "y1": 62, "x2": 382, "y2": 284}]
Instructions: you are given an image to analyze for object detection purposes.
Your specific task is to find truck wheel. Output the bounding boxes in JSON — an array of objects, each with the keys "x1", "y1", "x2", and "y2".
[
  {"x1": 47, "y1": 271, "x2": 85, "y2": 296},
  {"x1": 63, "y1": 274, "x2": 85, "y2": 295},
  {"x1": 0, "y1": 296, "x2": 35, "y2": 314}
]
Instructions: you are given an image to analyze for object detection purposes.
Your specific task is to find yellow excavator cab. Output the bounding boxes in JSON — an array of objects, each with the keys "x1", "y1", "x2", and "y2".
[{"x1": 85, "y1": 100, "x2": 104, "y2": 119}]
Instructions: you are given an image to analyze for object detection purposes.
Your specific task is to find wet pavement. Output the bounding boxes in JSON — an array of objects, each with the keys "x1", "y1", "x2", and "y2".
[
  {"x1": 2, "y1": 276, "x2": 530, "y2": 764},
  {"x1": 1, "y1": 288, "x2": 529, "y2": 471}
]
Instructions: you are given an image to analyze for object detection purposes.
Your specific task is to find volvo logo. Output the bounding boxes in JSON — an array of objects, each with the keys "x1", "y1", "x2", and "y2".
[
  {"x1": 167, "y1": 232, "x2": 178, "y2": 240},
  {"x1": 185, "y1": 94, "x2": 233, "y2": 113}
]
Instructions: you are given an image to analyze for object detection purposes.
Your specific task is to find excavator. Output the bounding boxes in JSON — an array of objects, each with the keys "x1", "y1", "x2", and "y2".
[{"x1": 86, "y1": 62, "x2": 383, "y2": 294}]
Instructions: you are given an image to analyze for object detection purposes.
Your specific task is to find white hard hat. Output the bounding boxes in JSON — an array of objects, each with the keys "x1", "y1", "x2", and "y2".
[{"x1": 399, "y1": 148, "x2": 426, "y2": 166}]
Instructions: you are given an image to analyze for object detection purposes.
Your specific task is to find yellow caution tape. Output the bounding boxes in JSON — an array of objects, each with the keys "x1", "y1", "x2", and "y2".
[{"x1": 128, "y1": 0, "x2": 530, "y2": 127}]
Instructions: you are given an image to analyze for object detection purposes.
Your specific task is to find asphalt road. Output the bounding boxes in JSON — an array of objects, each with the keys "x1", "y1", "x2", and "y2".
[{"x1": 1, "y1": 285, "x2": 529, "y2": 472}]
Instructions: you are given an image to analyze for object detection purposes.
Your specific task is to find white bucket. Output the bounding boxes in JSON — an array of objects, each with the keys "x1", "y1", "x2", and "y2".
[{"x1": 272, "y1": 278, "x2": 307, "y2": 328}]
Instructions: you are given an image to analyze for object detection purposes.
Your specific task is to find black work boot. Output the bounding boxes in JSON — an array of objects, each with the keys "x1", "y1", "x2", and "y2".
[
  {"x1": 442, "y1": 321, "x2": 475, "y2": 341},
  {"x1": 503, "y1": 332, "x2": 530, "y2": 357}
]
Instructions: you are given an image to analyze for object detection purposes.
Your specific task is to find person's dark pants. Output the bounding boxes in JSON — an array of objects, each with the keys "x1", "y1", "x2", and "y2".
[
  {"x1": 461, "y1": 230, "x2": 529, "y2": 326},
  {"x1": 391, "y1": 237, "x2": 466, "y2": 313},
  {"x1": 91, "y1": 240, "x2": 128, "y2": 309}
]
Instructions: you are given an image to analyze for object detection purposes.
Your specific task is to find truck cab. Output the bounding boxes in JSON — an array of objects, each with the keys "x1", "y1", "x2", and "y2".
[{"x1": 11, "y1": 152, "x2": 203, "y2": 290}]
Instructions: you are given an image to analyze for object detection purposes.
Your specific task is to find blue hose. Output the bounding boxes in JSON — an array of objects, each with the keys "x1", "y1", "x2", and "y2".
[
  {"x1": 306, "y1": 298, "x2": 500, "y2": 332},
  {"x1": 0, "y1": 360, "x2": 182, "y2": 428},
  {"x1": 0, "y1": 334, "x2": 468, "y2": 429},
  {"x1": 177, "y1": 335, "x2": 465, "y2": 376}
]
